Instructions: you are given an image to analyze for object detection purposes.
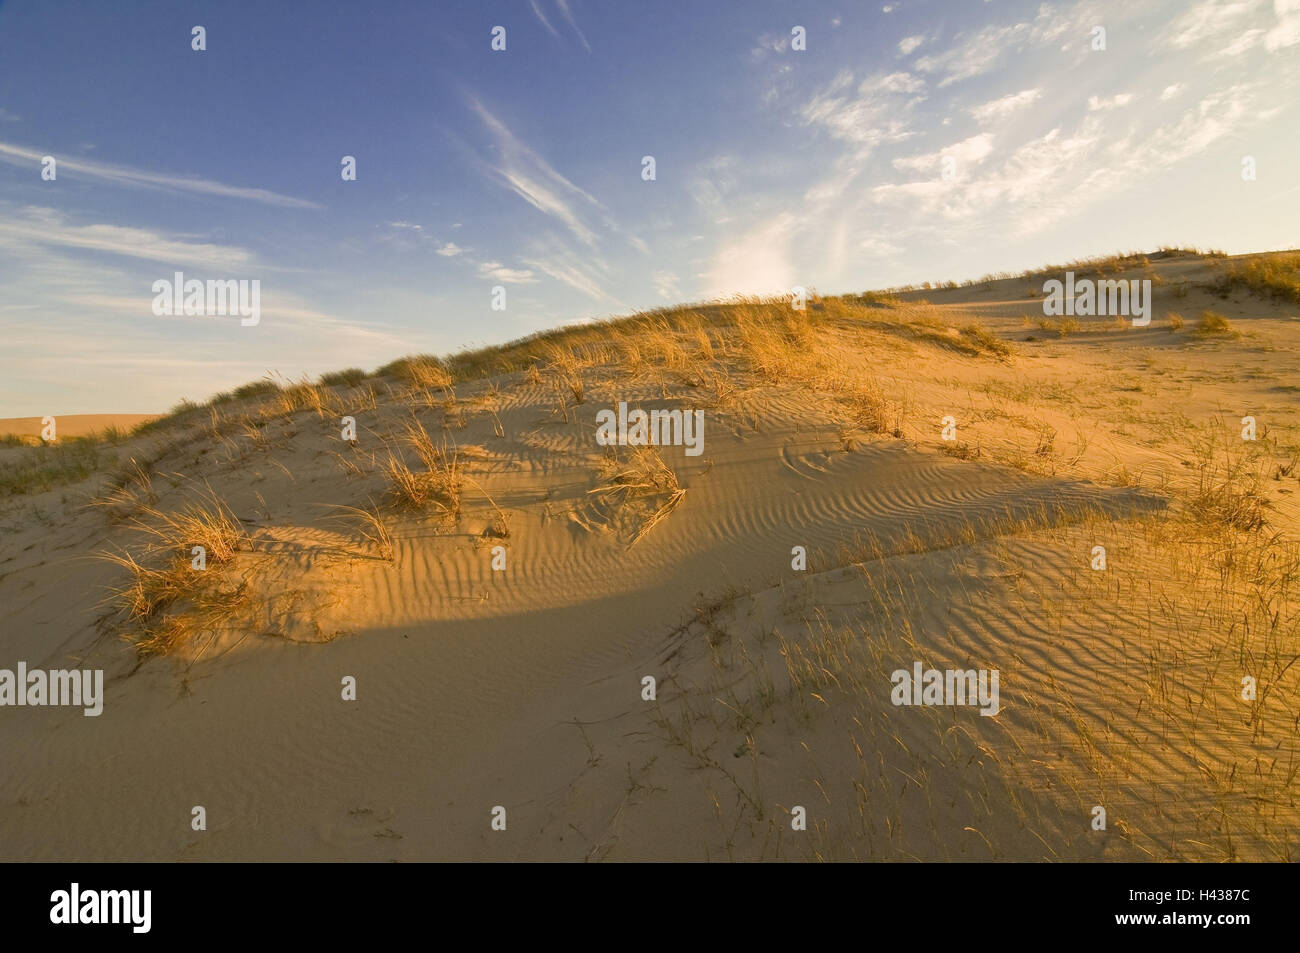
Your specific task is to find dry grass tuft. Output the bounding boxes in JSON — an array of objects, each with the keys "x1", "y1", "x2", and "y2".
[
  {"x1": 1195, "y1": 310, "x2": 1237, "y2": 337},
  {"x1": 383, "y1": 419, "x2": 463, "y2": 519},
  {"x1": 576, "y1": 446, "x2": 687, "y2": 545}
]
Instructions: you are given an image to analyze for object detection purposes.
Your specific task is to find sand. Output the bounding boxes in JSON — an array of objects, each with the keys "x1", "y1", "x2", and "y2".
[
  {"x1": 0, "y1": 250, "x2": 1296, "y2": 861},
  {"x1": 0, "y1": 414, "x2": 158, "y2": 441}
]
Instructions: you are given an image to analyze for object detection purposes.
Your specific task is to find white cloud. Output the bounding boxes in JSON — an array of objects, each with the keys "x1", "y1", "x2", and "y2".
[
  {"x1": 915, "y1": 5, "x2": 1094, "y2": 88},
  {"x1": 477, "y1": 261, "x2": 536, "y2": 283},
  {"x1": 751, "y1": 33, "x2": 788, "y2": 58},
  {"x1": 898, "y1": 35, "x2": 926, "y2": 55},
  {"x1": 522, "y1": 248, "x2": 619, "y2": 303},
  {"x1": 436, "y1": 242, "x2": 463, "y2": 257},
  {"x1": 0, "y1": 206, "x2": 254, "y2": 269},
  {"x1": 893, "y1": 133, "x2": 995, "y2": 173},
  {"x1": 528, "y1": 0, "x2": 562, "y2": 40},
  {"x1": 1087, "y1": 93, "x2": 1135, "y2": 111},
  {"x1": 800, "y1": 71, "x2": 924, "y2": 150},
  {"x1": 688, "y1": 155, "x2": 738, "y2": 216},
  {"x1": 1221, "y1": 27, "x2": 1268, "y2": 54},
  {"x1": 653, "y1": 270, "x2": 681, "y2": 300},
  {"x1": 556, "y1": 0, "x2": 592, "y2": 52},
  {"x1": 866, "y1": 78, "x2": 1276, "y2": 247},
  {"x1": 703, "y1": 215, "x2": 798, "y2": 297},
  {"x1": 915, "y1": 22, "x2": 1031, "y2": 87},
  {"x1": 1266, "y1": 0, "x2": 1300, "y2": 48},
  {"x1": 969, "y1": 88, "x2": 1042, "y2": 123},
  {"x1": 1160, "y1": 83, "x2": 1185, "y2": 101},
  {"x1": 469, "y1": 98, "x2": 607, "y2": 247},
  {"x1": 1167, "y1": 0, "x2": 1259, "y2": 48},
  {"x1": 0, "y1": 140, "x2": 320, "y2": 209}
]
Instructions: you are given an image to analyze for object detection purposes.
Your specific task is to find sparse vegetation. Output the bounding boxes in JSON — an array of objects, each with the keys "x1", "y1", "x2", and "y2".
[
  {"x1": 383, "y1": 418, "x2": 463, "y2": 518},
  {"x1": 1209, "y1": 252, "x2": 1300, "y2": 304},
  {"x1": 1195, "y1": 310, "x2": 1237, "y2": 337}
]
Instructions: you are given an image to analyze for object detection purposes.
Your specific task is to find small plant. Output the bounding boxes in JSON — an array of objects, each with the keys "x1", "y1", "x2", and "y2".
[
  {"x1": 940, "y1": 441, "x2": 980, "y2": 460},
  {"x1": 1195, "y1": 310, "x2": 1236, "y2": 337},
  {"x1": 329, "y1": 499, "x2": 395, "y2": 561},
  {"x1": 131, "y1": 491, "x2": 247, "y2": 565},
  {"x1": 579, "y1": 446, "x2": 687, "y2": 545},
  {"x1": 383, "y1": 419, "x2": 463, "y2": 519}
]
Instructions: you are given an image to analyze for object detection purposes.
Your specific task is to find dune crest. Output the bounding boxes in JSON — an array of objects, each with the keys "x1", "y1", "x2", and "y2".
[{"x1": 1, "y1": 250, "x2": 1298, "y2": 861}]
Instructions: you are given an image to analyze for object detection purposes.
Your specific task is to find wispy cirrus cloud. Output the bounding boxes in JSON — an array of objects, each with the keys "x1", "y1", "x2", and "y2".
[
  {"x1": 870, "y1": 81, "x2": 1276, "y2": 240},
  {"x1": 529, "y1": 0, "x2": 561, "y2": 40},
  {"x1": 522, "y1": 245, "x2": 620, "y2": 304},
  {"x1": 556, "y1": 0, "x2": 591, "y2": 51},
  {"x1": 1087, "y1": 92, "x2": 1135, "y2": 111},
  {"x1": 1163, "y1": 0, "x2": 1299, "y2": 56},
  {"x1": 529, "y1": 0, "x2": 591, "y2": 51},
  {"x1": 914, "y1": 4, "x2": 1093, "y2": 87},
  {"x1": 468, "y1": 98, "x2": 604, "y2": 246},
  {"x1": 969, "y1": 88, "x2": 1042, "y2": 123},
  {"x1": 0, "y1": 140, "x2": 320, "y2": 209},
  {"x1": 799, "y1": 70, "x2": 924, "y2": 151},
  {"x1": 477, "y1": 260, "x2": 536, "y2": 283},
  {"x1": 892, "y1": 133, "x2": 994, "y2": 173},
  {"x1": 0, "y1": 206, "x2": 255, "y2": 269}
]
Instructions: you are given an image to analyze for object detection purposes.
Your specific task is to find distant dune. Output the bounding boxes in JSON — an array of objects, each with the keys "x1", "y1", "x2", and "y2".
[
  {"x1": 0, "y1": 413, "x2": 159, "y2": 440},
  {"x1": 1, "y1": 249, "x2": 1297, "y2": 861}
]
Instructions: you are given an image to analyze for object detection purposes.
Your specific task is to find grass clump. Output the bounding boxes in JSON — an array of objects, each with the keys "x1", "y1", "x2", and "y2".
[
  {"x1": 1209, "y1": 253, "x2": 1300, "y2": 304},
  {"x1": 383, "y1": 419, "x2": 463, "y2": 519},
  {"x1": 319, "y1": 368, "x2": 367, "y2": 387},
  {"x1": 1195, "y1": 310, "x2": 1237, "y2": 337},
  {"x1": 101, "y1": 489, "x2": 252, "y2": 656}
]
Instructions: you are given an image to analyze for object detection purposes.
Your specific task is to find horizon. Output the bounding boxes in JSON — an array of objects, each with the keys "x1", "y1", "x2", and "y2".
[{"x1": 3, "y1": 0, "x2": 1299, "y2": 416}]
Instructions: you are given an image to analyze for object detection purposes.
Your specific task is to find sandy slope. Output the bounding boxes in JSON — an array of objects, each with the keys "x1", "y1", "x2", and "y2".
[{"x1": 1, "y1": 250, "x2": 1297, "y2": 861}]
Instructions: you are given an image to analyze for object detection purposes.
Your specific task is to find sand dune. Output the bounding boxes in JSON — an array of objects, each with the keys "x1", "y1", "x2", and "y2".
[
  {"x1": 0, "y1": 414, "x2": 159, "y2": 441},
  {"x1": 1, "y1": 250, "x2": 1297, "y2": 860}
]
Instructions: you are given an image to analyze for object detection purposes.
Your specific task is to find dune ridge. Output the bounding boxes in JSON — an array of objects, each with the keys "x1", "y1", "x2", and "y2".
[{"x1": 1, "y1": 249, "x2": 1298, "y2": 861}]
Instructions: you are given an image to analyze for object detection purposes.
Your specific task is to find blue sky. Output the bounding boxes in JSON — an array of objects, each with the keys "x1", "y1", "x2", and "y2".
[{"x1": 2, "y1": 0, "x2": 1298, "y2": 415}]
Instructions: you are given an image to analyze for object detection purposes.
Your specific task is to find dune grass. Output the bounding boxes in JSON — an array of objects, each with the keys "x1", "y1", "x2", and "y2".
[
  {"x1": 1210, "y1": 252, "x2": 1300, "y2": 304},
  {"x1": 1195, "y1": 310, "x2": 1238, "y2": 337},
  {"x1": 383, "y1": 418, "x2": 463, "y2": 518},
  {"x1": 0, "y1": 436, "x2": 112, "y2": 497},
  {"x1": 100, "y1": 489, "x2": 252, "y2": 656}
]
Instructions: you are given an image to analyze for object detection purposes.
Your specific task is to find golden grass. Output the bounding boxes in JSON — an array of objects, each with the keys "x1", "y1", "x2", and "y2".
[
  {"x1": 100, "y1": 489, "x2": 253, "y2": 656},
  {"x1": 383, "y1": 418, "x2": 463, "y2": 518},
  {"x1": 1195, "y1": 310, "x2": 1238, "y2": 337},
  {"x1": 329, "y1": 499, "x2": 395, "y2": 561},
  {"x1": 1210, "y1": 252, "x2": 1300, "y2": 304},
  {"x1": 575, "y1": 445, "x2": 687, "y2": 545}
]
